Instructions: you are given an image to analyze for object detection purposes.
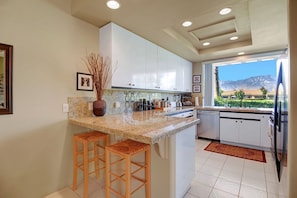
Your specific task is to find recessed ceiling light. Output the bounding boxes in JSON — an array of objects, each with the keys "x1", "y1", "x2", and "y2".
[
  {"x1": 203, "y1": 42, "x2": 210, "y2": 46},
  {"x1": 230, "y1": 36, "x2": 239, "y2": 40},
  {"x1": 219, "y1": 7, "x2": 232, "y2": 15},
  {"x1": 106, "y1": 0, "x2": 120, "y2": 9},
  {"x1": 237, "y1": 52, "x2": 245, "y2": 55},
  {"x1": 182, "y1": 21, "x2": 192, "y2": 27}
]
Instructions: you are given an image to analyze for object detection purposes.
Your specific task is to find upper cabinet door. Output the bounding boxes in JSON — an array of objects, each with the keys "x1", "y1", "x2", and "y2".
[
  {"x1": 100, "y1": 23, "x2": 145, "y2": 89},
  {"x1": 112, "y1": 24, "x2": 134, "y2": 88},
  {"x1": 157, "y1": 47, "x2": 168, "y2": 90},
  {"x1": 145, "y1": 41, "x2": 158, "y2": 90},
  {"x1": 166, "y1": 51, "x2": 178, "y2": 91},
  {"x1": 128, "y1": 34, "x2": 146, "y2": 89},
  {"x1": 182, "y1": 59, "x2": 192, "y2": 92},
  {"x1": 175, "y1": 56, "x2": 184, "y2": 92}
]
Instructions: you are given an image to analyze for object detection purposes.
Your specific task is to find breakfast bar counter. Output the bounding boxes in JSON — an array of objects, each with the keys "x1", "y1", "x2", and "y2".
[
  {"x1": 69, "y1": 107, "x2": 199, "y2": 198},
  {"x1": 69, "y1": 108, "x2": 199, "y2": 144}
]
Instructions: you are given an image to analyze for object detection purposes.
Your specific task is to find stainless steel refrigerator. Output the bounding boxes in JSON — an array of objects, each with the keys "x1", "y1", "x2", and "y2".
[{"x1": 271, "y1": 59, "x2": 288, "y2": 182}]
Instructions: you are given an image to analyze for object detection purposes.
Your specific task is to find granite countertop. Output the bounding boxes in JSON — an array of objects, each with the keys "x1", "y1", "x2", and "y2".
[
  {"x1": 69, "y1": 108, "x2": 199, "y2": 144},
  {"x1": 195, "y1": 106, "x2": 273, "y2": 114}
]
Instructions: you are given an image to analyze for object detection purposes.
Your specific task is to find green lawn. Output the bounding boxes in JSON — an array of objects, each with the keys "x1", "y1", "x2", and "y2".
[{"x1": 214, "y1": 98, "x2": 274, "y2": 108}]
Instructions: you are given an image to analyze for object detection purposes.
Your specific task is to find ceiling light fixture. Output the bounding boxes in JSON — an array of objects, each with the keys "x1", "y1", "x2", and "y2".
[
  {"x1": 219, "y1": 7, "x2": 232, "y2": 15},
  {"x1": 203, "y1": 42, "x2": 210, "y2": 46},
  {"x1": 106, "y1": 0, "x2": 120, "y2": 9},
  {"x1": 182, "y1": 21, "x2": 192, "y2": 27},
  {"x1": 230, "y1": 36, "x2": 239, "y2": 40},
  {"x1": 237, "y1": 52, "x2": 245, "y2": 55}
]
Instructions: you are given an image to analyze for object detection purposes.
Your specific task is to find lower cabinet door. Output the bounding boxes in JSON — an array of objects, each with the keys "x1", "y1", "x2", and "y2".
[
  {"x1": 238, "y1": 120, "x2": 261, "y2": 146},
  {"x1": 220, "y1": 118, "x2": 239, "y2": 143}
]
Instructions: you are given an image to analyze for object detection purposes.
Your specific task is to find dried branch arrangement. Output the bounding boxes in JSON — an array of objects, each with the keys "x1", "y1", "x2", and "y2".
[{"x1": 84, "y1": 52, "x2": 112, "y2": 100}]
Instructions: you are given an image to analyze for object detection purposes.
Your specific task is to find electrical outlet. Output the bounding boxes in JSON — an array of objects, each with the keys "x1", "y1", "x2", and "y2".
[{"x1": 62, "y1": 103, "x2": 69, "y2": 113}]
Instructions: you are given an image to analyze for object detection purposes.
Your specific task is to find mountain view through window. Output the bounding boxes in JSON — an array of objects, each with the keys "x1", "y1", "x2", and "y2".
[{"x1": 214, "y1": 59, "x2": 277, "y2": 108}]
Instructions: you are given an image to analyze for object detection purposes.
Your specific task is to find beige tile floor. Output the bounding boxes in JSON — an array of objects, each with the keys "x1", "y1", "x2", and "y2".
[{"x1": 45, "y1": 139, "x2": 288, "y2": 198}]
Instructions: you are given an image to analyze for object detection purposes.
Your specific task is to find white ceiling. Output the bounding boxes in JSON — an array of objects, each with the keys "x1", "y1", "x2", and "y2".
[{"x1": 71, "y1": 0, "x2": 288, "y2": 63}]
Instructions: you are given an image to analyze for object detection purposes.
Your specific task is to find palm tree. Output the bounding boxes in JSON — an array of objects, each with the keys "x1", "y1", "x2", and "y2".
[
  {"x1": 215, "y1": 66, "x2": 220, "y2": 97},
  {"x1": 235, "y1": 89, "x2": 245, "y2": 107},
  {"x1": 260, "y1": 86, "x2": 268, "y2": 99}
]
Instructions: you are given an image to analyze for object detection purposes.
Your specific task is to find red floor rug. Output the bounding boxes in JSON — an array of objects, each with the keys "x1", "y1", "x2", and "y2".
[{"x1": 204, "y1": 141, "x2": 266, "y2": 163}]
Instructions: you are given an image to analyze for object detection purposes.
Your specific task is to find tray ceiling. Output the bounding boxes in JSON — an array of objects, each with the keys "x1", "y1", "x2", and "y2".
[{"x1": 71, "y1": 0, "x2": 287, "y2": 63}]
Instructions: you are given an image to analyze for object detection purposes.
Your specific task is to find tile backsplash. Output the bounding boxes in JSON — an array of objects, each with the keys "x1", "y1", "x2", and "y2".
[{"x1": 68, "y1": 89, "x2": 187, "y2": 118}]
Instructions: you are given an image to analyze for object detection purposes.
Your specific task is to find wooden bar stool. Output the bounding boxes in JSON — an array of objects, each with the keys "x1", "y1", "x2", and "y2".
[
  {"x1": 72, "y1": 131, "x2": 109, "y2": 198},
  {"x1": 105, "y1": 139, "x2": 151, "y2": 198}
]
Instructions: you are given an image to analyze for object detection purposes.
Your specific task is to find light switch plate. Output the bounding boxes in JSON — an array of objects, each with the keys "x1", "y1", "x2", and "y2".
[{"x1": 62, "y1": 103, "x2": 69, "y2": 113}]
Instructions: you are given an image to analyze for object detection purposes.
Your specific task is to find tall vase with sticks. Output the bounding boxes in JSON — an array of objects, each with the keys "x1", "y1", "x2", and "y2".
[{"x1": 84, "y1": 53, "x2": 111, "y2": 116}]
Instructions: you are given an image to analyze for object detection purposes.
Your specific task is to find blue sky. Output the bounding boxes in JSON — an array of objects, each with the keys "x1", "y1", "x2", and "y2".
[{"x1": 218, "y1": 59, "x2": 277, "y2": 81}]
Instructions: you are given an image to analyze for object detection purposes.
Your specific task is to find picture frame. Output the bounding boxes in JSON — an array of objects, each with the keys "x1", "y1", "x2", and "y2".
[
  {"x1": 193, "y1": 85, "x2": 201, "y2": 93},
  {"x1": 193, "y1": 75, "x2": 201, "y2": 83},
  {"x1": 76, "y1": 72, "x2": 94, "y2": 91},
  {"x1": 0, "y1": 43, "x2": 13, "y2": 115}
]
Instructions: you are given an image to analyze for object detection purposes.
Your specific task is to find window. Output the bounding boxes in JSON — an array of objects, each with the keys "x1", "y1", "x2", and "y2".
[{"x1": 202, "y1": 51, "x2": 287, "y2": 108}]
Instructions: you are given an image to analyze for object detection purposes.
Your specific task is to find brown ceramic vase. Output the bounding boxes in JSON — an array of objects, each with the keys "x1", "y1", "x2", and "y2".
[{"x1": 93, "y1": 99, "x2": 106, "y2": 116}]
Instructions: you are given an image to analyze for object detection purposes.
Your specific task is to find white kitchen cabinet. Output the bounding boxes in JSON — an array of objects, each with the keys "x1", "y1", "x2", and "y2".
[
  {"x1": 100, "y1": 22, "x2": 193, "y2": 92},
  {"x1": 175, "y1": 56, "x2": 184, "y2": 92},
  {"x1": 238, "y1": 119, "x2": 261, "y2": 146},
  {"x1": 156, "y1": 47, "x2": 169, "y2": 90},
  {"x1": 145, "y1": 41, "x2": 159, "y2": 90},
  {"x1": 171, "y1": 125, "x2": 196, "y2": 198},
  {"x1": 182, "y1": 59, "x2": 192, "y2": 92},
  {"x1": 220, "y1": 117, "x2": 239, "y2": 143},
  {"x1": 100, "y1": 23, "x2": 146, "y2": 89},
  {"x1": 166, "y1": 51, "x2": 179, "y2": 91},
  {"x1": 220, "y1": 112, "x2": 261, "y2": 147},
  {"x1": 145, "y1": 44, "x2": 170, "y2": 90},
  {"x1": 129, "y1": 34, "x2": 146, "y2": 89},
  {"x1": 160, "y1": 49, "x2": 191, "y2": 92},
  {"x1": 260, "y1": 114, "x2": 271, "y2": 148}
]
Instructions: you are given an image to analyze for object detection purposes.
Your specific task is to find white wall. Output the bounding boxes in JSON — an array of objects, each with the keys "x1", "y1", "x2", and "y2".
[
  {"x1": 288, "y1": 0, "x2": 297, "y2": 197},
  {"x1": 0, "y1": 0, "x2": 98, "y2": 197}
]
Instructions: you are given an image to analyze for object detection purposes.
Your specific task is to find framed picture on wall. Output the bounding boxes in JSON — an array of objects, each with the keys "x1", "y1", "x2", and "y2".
[
  {"x1": 0, "y1": 43, "x2": 13, "y2": 115},
  {"x1": 76, "y1": 72, "x2": 94, "y2": 91},
  {"x1": 193, "y1": 85, "x2": 201, "y2": 93},
  {"x1": 193, "y1": 75, "x2": 201, "y2": 83}
]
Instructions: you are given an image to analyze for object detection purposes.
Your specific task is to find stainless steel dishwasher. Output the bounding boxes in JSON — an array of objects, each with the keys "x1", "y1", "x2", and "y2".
[{"x1": 197, "y1": 110, "x2": 220, "y2": 140}]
